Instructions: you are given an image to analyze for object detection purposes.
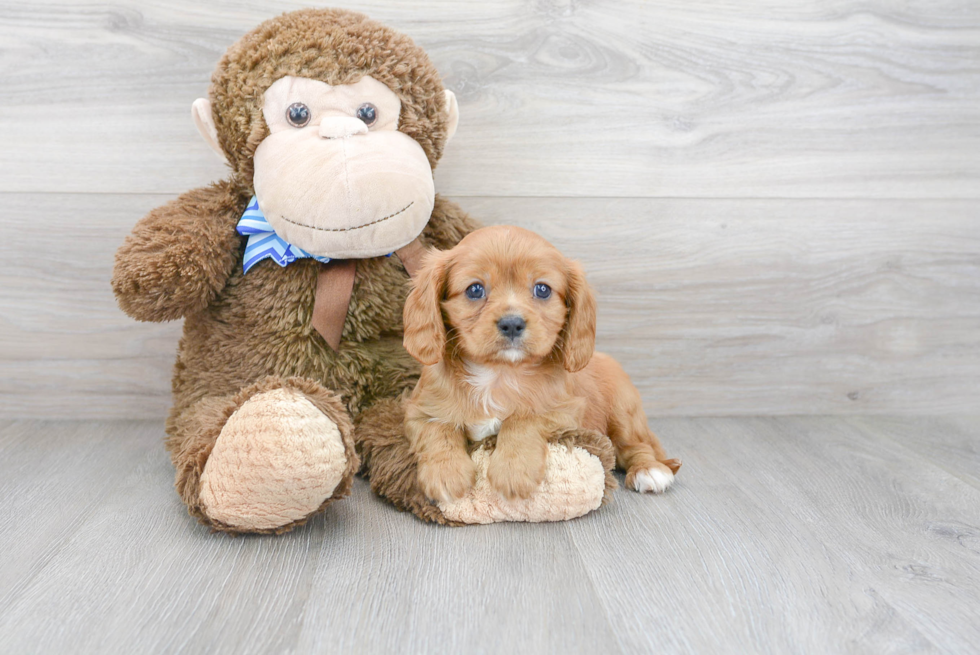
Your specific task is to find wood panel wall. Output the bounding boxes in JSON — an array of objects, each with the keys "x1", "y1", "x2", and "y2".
[{"x1": 1, "y1": 0, "x2": 978, "y2": 418}]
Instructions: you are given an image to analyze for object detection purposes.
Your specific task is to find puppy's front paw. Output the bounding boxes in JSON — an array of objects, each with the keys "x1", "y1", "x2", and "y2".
[
  {"x1": 486, "y1": 448, "x2": 546, "y2": 500},
  {"x1": 626, "y1": 463, "x2": 676, "y2": 494},
  {"x1": 418, "y1": 454, "x2": 477, "y2": 504}
]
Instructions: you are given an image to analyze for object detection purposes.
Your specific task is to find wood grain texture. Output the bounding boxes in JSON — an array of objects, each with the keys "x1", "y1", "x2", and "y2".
[
  {"x1": 1, "y1": 1, "x2": 977, "y2": 416},
  {"x1": 848, "y1": 415, "x2": 980, "y2": 491},
  {"x1": 0, "y1": 421, "x2": 619, "y2": 654},
  {"x1": 0, "y1": 420, "x2": 162, "y2": 611},
  {"x1": 0, "y1": 417, "x2": 978, "y2": 653},
  {"x1": 569, "y1": 415, "x2": 980, "y2": 653},
  {"x1": 0, "y1": 0, "x2": 977, "y2": 197},
  {"x1": 2, "y1": 193, "x2": 977, "y2": 418}
]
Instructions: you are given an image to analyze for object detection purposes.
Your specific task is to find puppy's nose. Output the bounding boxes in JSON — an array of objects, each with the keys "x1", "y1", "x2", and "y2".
[{"x1": 497, "y1": 315, "x2": 526, "y2": 339}]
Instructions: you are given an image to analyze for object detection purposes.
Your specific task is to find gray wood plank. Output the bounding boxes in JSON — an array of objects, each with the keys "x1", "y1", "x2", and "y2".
[
  {"x1": 0, "y1": 420, "x2": 17, "y2": 442},
  {"x1": 292, "y1": 484, "x2": 620, "y2": 654},
  {"x1": 565, "y1": 418, "x2": 936, "y2": 653},
  {"x1": 847, "y1": 415, "x2": 980, "y2": 491},
  {"x1": 0, "y1": 420, "x2": 161, "y2": 612},
  {"x1": 0, "y1": 426, "x2": 336, "y2": 655},
  {"x1": 3, "y1": 193, "x2": 978, "y2": 418},
  {"x1": 567, "y1": 416, "x2": 980, "y2": 653},
  {"x1": 0, "y1": 421, "x2": 619, "y2": 655},
  {"x1": 773, "y1": 416, "x2": 980, "y2": 653},
  {"x1": 1, "y1": 0, "x2": 977, "y2": 197},
  {"x1": 3, "y1": 418, "x2": 979, "y2": 653}
]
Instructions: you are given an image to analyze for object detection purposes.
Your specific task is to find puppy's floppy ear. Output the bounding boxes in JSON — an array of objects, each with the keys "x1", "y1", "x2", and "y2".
[
  {"x1": 403, "y1": 249, "x2": 451, "y2": 365},
  {"x1": 559, "y1": 259, "x2": 597, "y2": 372}
]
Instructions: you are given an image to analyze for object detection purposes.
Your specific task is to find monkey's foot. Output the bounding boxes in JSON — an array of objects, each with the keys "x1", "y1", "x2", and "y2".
[
  {"x1": 199, "y1": 388, "x2": 350, "y2": 532},
  {"x1": 437, "y1": 443, "x2": 607, "y2": 524}
]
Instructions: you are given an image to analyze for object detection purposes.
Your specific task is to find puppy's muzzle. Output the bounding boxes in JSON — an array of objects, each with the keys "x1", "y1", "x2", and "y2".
[{"x1": 497, "y1": 315, "x2": 526, "y2": 341}]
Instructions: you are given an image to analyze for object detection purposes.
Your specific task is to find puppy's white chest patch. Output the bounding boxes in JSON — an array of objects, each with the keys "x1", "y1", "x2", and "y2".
[
  {"x1": 466, "y1": 417, "x2": 502, "y2": 442},
  {"x1": 463, "y1": 360, "x2": 503, "y2": 414}
]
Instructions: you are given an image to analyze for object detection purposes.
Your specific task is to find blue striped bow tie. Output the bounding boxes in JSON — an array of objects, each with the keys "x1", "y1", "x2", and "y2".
[{"x1": 236, "y1": 196, "x2": 332, "y2": 274}]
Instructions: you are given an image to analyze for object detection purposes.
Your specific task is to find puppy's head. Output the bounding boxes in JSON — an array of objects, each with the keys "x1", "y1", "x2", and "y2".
[{"x1": 403, "y1": 226, "x2": 596, "y2": 371}]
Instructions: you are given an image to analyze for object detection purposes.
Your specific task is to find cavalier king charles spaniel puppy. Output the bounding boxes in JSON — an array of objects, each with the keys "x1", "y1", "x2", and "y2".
[{"x1": 403, "y1": 225, "x2": 680, "y2": 502}]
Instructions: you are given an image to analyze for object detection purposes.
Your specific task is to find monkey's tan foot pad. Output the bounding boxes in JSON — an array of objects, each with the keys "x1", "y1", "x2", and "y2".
[
  {"x1": 199, "y1": 388, "x2": 349, "y2": 531},
  {"x1": 438, "y1": 443, "x2": 605, "y2": 524}
]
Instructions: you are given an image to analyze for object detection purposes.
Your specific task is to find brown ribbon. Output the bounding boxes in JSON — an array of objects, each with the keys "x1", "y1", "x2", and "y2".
[
  {"x1": 311, "y1": 237, "x2": 425, "y2": 351},
  {"x1": 394, "y1": 237, "x2": 426, "y2": 278}
]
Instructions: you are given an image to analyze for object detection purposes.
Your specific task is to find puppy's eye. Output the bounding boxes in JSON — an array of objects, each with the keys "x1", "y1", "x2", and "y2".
[
  {"x1": 533, "y1": 283, "x2": 552, "y2": 299},
  {"x1": 356, "y1": 103, "x2": 378, "y2": 126},
  {"x1": 286, "y1": 102, "x2": 311, "y2": 127},
  {"x1": 465, "y1": 283, "x2": 485, "y2": 300}
]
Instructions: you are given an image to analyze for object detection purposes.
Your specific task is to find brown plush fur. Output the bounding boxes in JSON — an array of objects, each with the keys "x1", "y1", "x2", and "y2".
[
  {"x1": 403, "y1": 226, "x2": 680, "y2": 502},
  {"x1": 113, "y1": 180, "x2": 245, "y2": 323},
  {"x1": 355, "y1": 396, "x2": 460, "y2": 526},
  {"x1": 169, "y1": 375, "x2": 359, "y2": 535},
  {"x1": 112, "y1": 9, "x2": 480, "y2": 532}
]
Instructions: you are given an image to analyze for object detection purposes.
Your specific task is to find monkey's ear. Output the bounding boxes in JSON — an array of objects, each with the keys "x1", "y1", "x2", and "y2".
[
  {"x1": 403, "y1": 250, "x2": 450, "y2": 365},
  {"x1": 443, "y1": 90, "x2": 460, "y2": 142},
  {"x1": 559, "y1": 260, "x2": 597, "y2": 372},
  {"x1": 191, "y1": 98, "x2": 225, "y2": 160}
]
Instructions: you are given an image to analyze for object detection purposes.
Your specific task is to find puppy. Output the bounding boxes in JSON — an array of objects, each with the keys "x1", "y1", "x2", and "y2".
[{"x1": 403, "y1": 225, "x2": 681, "y2": 502}]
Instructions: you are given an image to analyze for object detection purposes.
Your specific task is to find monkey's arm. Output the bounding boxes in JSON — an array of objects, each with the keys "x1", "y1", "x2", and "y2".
[
  {"x1": 112, "y1": 181, "x2": 245, "y2": 322},
  {"x1": 421, "y1": 195, "x2": 482, "y2": 251}
]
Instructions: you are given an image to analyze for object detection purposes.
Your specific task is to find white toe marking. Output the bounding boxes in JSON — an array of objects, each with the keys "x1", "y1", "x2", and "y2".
[{"x1": 633, "y1": 468, "x2": 674, "y2": 493}]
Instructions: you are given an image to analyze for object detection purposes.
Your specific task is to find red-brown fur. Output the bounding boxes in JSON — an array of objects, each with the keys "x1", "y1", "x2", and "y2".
[{"x1": 403, "y1": 226, "x2": 680, "y2": 501}]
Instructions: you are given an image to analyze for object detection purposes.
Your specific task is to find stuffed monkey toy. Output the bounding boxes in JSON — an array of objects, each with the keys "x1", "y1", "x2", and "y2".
[{"x1": 112, "y1": 8, "x2": 614, "y2": 534}]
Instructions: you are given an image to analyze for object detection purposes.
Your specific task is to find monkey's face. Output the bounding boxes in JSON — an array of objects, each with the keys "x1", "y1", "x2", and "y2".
[{"x1": 250, "y1": 76, "x2": 438, "y2": 259}]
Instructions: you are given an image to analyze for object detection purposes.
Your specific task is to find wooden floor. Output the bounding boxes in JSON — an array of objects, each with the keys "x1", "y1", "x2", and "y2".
[{"x1": 1, "y1": 416, "x2": 978, "y2": 654}]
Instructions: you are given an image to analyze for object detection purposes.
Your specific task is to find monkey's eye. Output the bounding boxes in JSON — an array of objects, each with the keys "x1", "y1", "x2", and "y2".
[
  {"x1": 286, "y1": 102, "x2": 311, "y2": 127},
  {"x1": 465, "y1": 283, "x2": 485, "y2": 300},
  {"x1": 356, "y1": 103, "x2": 378, "y2": 126},
  {"x1": 533, "y1": 283, "x2": 552, "y2": 299}
]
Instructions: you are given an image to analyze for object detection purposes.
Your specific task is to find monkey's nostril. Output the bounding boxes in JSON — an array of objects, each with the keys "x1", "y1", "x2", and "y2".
[
  {"x1": 497, "y1": 315, "x2": 526, "y2": 339},
  {"x1": 318, "y1": 117, "x2": 369, "y2": 139}
]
